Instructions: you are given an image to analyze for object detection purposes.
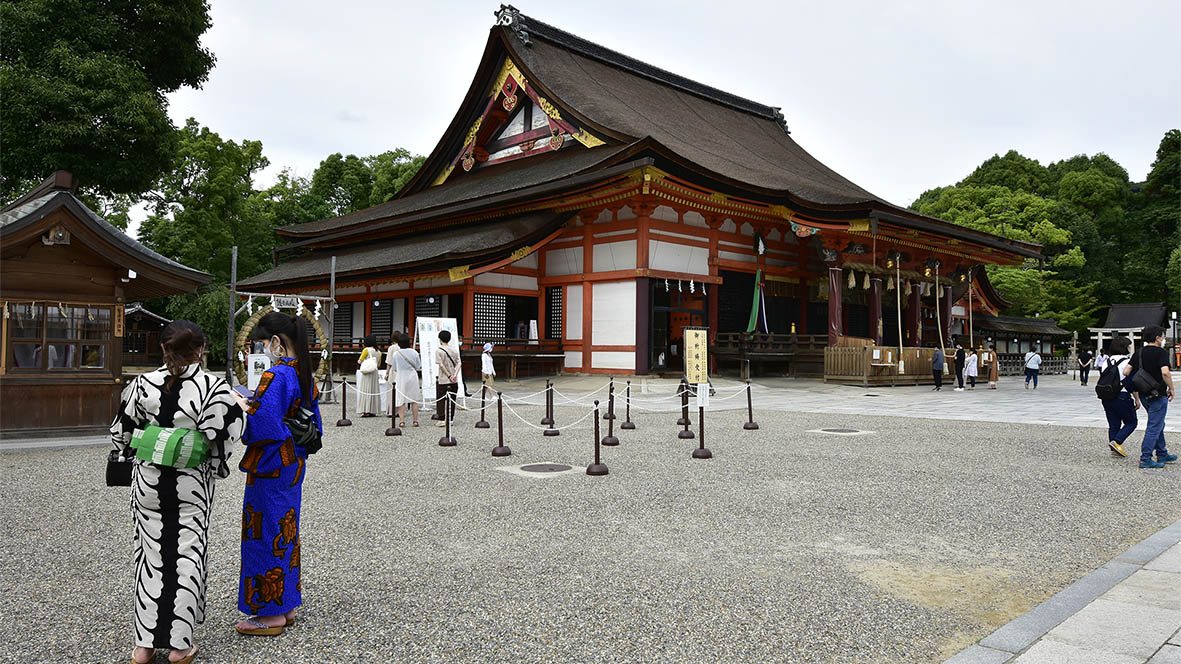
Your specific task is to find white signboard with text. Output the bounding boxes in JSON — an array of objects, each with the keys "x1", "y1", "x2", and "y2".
[{"x1": 415, "y1": 317, "x2": 466, "y2": 408}]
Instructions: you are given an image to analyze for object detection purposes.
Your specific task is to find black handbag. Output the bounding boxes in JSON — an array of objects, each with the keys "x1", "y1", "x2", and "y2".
[
  {"x1": 105, "y1": 449, "x2": 133, "y2": 487},
  {"x1": 1131, "y1": 368, "x2": 1165, "y2": 398},
  {"x1": 284, "y1": 407, "x2": 323, "y2": 455}
]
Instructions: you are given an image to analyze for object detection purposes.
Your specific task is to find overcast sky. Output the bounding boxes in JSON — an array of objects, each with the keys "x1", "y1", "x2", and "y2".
[{"x1": 147, "y1": 0, "x2": 1179, "y2": 233}]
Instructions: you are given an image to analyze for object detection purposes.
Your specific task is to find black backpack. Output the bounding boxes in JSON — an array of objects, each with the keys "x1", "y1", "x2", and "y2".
[{"x1": 1094, "y1": 358, "x2": 1125, "y2": 401}]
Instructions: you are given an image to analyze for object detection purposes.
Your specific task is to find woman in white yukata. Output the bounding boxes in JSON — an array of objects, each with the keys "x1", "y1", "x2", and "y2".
[{"x1": 112, "y1": 320, "x2": 245, "y2": 664}]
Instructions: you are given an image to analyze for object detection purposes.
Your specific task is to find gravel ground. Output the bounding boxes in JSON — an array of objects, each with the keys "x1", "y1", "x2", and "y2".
[{"x1": 0, "y1": 402, "x2": 1177, "y2": 664}]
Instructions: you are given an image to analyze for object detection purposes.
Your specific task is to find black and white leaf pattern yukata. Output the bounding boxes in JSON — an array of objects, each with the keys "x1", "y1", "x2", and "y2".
[{"x1": 110, "y1": 363, "x2": 245, "y2": 651}]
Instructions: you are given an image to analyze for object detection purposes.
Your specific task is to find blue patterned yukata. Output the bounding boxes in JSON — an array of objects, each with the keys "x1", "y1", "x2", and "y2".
[{"x1": 238, "y1": 358, "x2": 321, "y2": 617}]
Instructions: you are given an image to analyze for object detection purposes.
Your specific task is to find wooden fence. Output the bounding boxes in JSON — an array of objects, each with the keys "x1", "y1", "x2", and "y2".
[{"x1": 826, "y1": 347, "x2": 1071, "y2": 386}]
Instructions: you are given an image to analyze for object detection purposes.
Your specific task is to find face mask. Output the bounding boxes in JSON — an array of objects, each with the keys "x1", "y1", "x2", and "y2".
[{"x1": 263, "y1": 337, "x2": 282, "y2": 362}]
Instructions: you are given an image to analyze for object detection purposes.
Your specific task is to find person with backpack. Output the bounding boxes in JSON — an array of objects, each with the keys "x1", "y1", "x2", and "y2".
[
  {"x1": 1128, "y1": 325, "x2": 1176, "y2": 469},
  {"x1": 1024, "y1": 348, "x2": 1043, "y2": 389},
  {"x1": 1095, "y1": 336, "x2": 1137, "y2": 458}
]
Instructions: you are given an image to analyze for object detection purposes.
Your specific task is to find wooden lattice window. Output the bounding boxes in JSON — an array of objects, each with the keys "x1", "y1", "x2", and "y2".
[
  {"x1": 546, "y1": 287, "x2": 563, "y2": 339},
  {"x1": 473, "y1": 293, "x2": 506, "y2": 339}
]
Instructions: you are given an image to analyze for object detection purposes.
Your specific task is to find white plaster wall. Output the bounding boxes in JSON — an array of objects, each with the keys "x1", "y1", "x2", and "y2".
[
  {"x1": 651, "y1": 205, "x2": 678, "y2": 222},
  {"x1": 564, "y1": 351, "x2": 582, "y2": 369},
  {"x1": 592, "y1": 281, "x2": 636, "y2": 346},
  {"x1": 649, "y1": 240, "x2": 709, "y2": 275},
  {"x1": 392, "y1": 299, "x2": 406, "y2": 334},
  {"x1": 545, "y1": 247, "x2": 583, "y2": 276},
  {"x1": 718, "y1": 250, "x2": 757, "y2": 264},
  {"x1": 593, "y1": 240, "x2": 638, "y2": 272},
  {"x1": 617, "y1": 205, "x2": 636, "y2": 221},
  {"x1": 474, "y1": 273, "x2": 538, "y2": 291},
  {"x1": 565, "y1": 285, "x2": 583, "y2": 340},
  {"x1": 513, "y1": 252, "x2": 538, "y2": 269},
  {"x1": 683, "y1": 211, "x2": 707, "y2": 228},
  {"x1": 594, "y1": 208, "x2": 613, "y2": 223},
  {"x1": 350, "y1": 301, "x2": 365, "y2": 339},
  {"x1": 591, "y1": 351, "x2": 635, "y2": 370}
]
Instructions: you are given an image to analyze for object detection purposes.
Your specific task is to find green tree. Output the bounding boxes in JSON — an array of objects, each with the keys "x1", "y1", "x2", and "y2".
[
  {"x1": 0, "y1": 0, "x2": 215, "y2": 199},
  {"x1": 306, "y1": 149, "x2": 425, "y2": 218},
  {"x1": 138, "y1": 119, "x2": 272, "y2": 282},
  {"x1": 959, "y1": 150, "x2": 1053, "y2": 196}
]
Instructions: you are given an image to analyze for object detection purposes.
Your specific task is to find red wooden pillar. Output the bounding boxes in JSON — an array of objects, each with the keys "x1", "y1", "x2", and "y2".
[
  {"x1": 869, "y1": 277, "x2": 883, "y2": 345},
  {"x1": 827, "y1": 266, "x2": 843, "y2": 347},
  {"x1": 906, "y1": 282, "x2": 922, "y2": 347},
  {"x1": 462, "y1": 282, "x2": 475, "y2": 340}
]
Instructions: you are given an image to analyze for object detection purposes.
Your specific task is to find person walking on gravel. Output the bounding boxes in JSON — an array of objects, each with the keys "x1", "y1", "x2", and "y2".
[
  {"x1": 1095, "y1": 336, "x2": 1137, "y2": 458},
  {"x1": 1024, "y1": 348, "x2": 1043, "y2": 389},
  {"x1": 1128, "y1": 325, "x2": 1176, "y2": 469}
]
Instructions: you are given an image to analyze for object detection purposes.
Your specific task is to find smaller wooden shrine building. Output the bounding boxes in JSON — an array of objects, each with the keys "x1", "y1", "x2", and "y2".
[
  {"x1": 1, "y1": 173, "x2": 210, "y2": 436},
  {"x1": 240, "y1": 7, "x2": 1042, "y2": 376}
]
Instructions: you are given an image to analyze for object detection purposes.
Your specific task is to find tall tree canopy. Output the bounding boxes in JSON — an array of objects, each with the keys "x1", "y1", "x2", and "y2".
[
  {"x1": 912, "y1": 129, "x2": 1179, "y2": 334},
  {"x1": 0, "y1": 0, "x2": 215, "y2": 199}
]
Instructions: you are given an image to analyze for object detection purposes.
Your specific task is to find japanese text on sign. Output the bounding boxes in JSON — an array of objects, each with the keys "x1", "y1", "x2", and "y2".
[{"x1": 683, "y1": 327, "x2": 708, "y2": 384}]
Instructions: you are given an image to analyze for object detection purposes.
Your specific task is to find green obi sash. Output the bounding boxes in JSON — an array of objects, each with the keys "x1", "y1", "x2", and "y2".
[{"x1": 130, "y1": 425, "x2": 210, "y2": 468}]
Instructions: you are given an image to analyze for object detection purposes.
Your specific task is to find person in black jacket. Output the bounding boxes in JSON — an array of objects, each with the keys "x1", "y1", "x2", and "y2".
[{"x1": 953, "y1": 342, "x2": 966, "y2": 391}]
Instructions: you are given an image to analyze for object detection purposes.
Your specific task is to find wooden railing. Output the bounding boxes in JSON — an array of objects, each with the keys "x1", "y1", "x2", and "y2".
[
  {"x1": 713, "y1": 333, "x2": 828, "y2": 378},
  {"x1": 824, "y1": 346, "x2": 942, "y2": 387}
]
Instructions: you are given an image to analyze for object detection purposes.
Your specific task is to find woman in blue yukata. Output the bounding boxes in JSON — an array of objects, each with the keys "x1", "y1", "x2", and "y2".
[{"x1": 233, "y1": 312, "x2": 321, "y2": 636}]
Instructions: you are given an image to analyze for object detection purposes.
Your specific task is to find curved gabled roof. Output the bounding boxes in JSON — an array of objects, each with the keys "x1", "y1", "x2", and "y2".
[{"x1": 503, "y1": 12, "x2": 879, "y2": 206}]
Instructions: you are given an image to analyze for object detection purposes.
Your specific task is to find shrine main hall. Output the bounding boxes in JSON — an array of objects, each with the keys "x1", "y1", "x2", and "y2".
[{"x1": 240, "y1": 6, "x2": 1043, "y2": 377}]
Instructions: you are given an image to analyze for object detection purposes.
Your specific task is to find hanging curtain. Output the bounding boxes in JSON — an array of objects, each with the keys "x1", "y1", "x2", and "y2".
[{"x1": 746, "y1": 268, "x2": 763, "y2": 333}]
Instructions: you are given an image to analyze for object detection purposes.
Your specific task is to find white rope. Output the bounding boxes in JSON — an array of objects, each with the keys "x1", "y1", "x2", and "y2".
[{"x1": 499, "y1": 398, "x2": 600, "y2": 431}]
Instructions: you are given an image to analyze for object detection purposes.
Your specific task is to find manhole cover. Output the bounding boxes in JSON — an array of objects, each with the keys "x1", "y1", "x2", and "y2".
[
  {"x1": 821, "y1": 428, "x2": 861, "y2": 434},
  {"x1": 519, "y1": 463, "x2": 573, "y2": 473}
]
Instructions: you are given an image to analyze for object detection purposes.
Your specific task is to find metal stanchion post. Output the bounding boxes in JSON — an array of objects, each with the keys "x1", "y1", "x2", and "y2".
[
  {"x1": 678, "y1": 380, "x2": 695, "y2": 439},
  {"x1": 743, "y1": 379, "x2": 759, "y2": 430},
  {"x1": 620, "y1": 379, "x2": 636, "y2": 430},
  {"x1": 603, "y1": 377, "x2": 616, "y2": 419},
  {"x1": 492, "y1": 391, "x2": 510, "y2": 457},
  {"x1": 677, "y1": 378, "x2": 690, "y2": 426},
  {"x1": 385, "y1": 394, "x2": 401, "y2": 436},
  {"x1": 438, "y1": 391, "x2": 457, "y2": 446},
  {"x1": 540, "y1": 379, "x2": 554, "y2": 426},
  {"x1": 586, "y1": 400, "x2": 608, "y2": 476},
  {"x1": 692, "y1": 405, "x2": 712, "y2": 459},
  {"x1": 475, "y1": 381, "x2": 490, "y2": 429},
  {"x1": 336, "y1": 377, "x2": 352, "y2": 427},
  {"x1": 601, "y1": 387, "x2": 619, "y2": 446}
]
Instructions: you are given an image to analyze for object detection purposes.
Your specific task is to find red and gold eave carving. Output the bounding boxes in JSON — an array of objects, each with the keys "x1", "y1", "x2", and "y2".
[{"x1": 432, "y1": 56, "x2": 605, "y2": 187}]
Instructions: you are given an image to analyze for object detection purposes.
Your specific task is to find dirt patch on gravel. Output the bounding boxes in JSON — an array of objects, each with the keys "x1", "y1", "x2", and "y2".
[{"x1": 854, "y1": 561, "x2": 1045, "y2": 660}]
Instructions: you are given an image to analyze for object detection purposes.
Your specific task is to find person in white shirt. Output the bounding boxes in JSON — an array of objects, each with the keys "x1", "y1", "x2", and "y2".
[
  {"x1": 964, "y1": 348, "x2": 979, "y2": 390},
  {"x1": 480, "y1": 342, "x2": 496, "y2": 400},
  {"x1": 1094, "y1": 349, "x2": 1108, "y2": 373},
  {"x1": 1024, "y1": 348, "x2": 1043, "y2": 389}
]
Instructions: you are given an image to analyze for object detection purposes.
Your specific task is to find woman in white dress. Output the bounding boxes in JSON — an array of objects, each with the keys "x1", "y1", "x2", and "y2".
[
  {"x1": 356, "y1": 333, "x2": 382, "y2": 417},
  {"x1": 965, "y1": 348, "x2": 979, "y2": 390},
  {"x1": 112, "y1": 320, "x2": 245, "y2": 664},
  {"x1": 389, "y1": 331, "x2": 422, "y2": 427}
]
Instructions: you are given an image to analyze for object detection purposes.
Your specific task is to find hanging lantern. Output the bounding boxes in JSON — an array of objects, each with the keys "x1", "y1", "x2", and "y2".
[
  {"x1": 862, "y1": 273, "x2": 870, "y2": 289},
  {"x1": 847, "y1": 270, "x2": 856, "y2": 289},
  {"x1": 887, "y1": 276, "x2": 895, "y2": 291}
]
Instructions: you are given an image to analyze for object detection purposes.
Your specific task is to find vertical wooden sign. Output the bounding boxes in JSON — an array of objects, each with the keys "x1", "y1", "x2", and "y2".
[
  {"x1": 114, "y1": 304, "x2": 125, "y2": 338},
  {"x1": 683, "y1": 326, "x2": 709, "y2": 385}
]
